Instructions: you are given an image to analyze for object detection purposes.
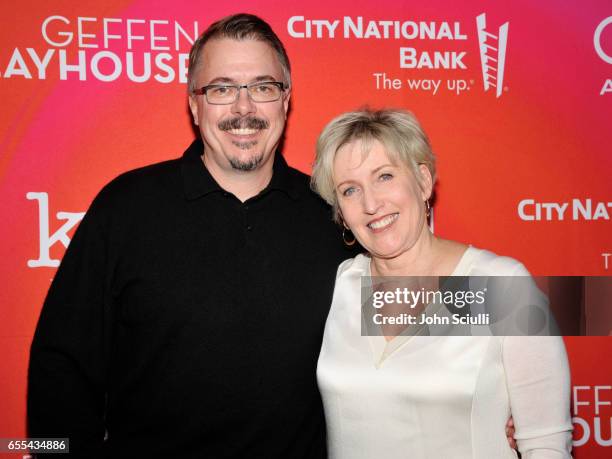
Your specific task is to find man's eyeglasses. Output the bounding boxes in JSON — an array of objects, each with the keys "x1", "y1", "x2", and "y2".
[{"x1": 193, "y1": 81, "x2": 286, "y2": 105}]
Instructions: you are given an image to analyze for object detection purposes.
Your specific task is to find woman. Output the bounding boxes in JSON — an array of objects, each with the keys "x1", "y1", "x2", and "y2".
[{"x1": 311, "y1": 109, "x2": 573, "y2": 458}]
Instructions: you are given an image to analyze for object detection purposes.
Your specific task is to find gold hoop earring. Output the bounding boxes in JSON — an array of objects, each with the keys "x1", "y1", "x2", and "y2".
[
  {"x1": 342, "y1": 227, "x2": 356, "y2": 246},
  {"x1": 425, "y1": 200, "x2": 431, "y2": 218}
]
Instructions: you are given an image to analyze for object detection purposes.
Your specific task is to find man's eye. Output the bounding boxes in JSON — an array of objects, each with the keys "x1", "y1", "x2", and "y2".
[
  {"x1": 253, "y1": 83, "x2": 274, "y2": 93},
  {"x1": 211, "y1": 86, "x2": 232, "y2": 96}
]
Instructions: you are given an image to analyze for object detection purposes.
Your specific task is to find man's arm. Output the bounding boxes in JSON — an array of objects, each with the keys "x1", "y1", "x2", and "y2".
[{"x1": 28, "y1": 195, "x2": 114, "y2": 456}]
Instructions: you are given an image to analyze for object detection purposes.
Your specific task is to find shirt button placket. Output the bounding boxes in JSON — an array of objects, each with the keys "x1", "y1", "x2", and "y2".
[{"x1": 243, "y1": 204, "x2": 252, "y2": 232}]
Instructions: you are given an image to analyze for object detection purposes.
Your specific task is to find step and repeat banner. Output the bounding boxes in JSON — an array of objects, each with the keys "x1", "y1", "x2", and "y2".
[{"x1": 1, "y1": 0, "x2": 610, "y2": 456}]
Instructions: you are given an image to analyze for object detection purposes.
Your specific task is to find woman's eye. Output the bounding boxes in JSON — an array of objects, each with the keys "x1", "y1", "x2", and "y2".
[
  {"x1": 342, "y1": 187, "x2": 356, "y2": 197},
  {"x1": 379, "y1": 173, "x2": 393, "y2": 181}
]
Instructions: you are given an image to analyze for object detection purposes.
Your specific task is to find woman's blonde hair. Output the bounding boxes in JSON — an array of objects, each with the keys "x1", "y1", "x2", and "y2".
[{"x1": 311, "y1": 108, "x2": 436, "y2": 222}]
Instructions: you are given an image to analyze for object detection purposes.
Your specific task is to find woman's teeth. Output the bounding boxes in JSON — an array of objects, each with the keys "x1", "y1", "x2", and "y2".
[{"x1": 368, "y1": 213, "x2": 398, "y2": 230}]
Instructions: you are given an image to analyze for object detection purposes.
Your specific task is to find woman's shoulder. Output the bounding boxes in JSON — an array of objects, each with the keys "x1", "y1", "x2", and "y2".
[
  {"x1": 335, "y1": 253, "x2": 370, "y2": 279},
  {"x1": 460, "y1": 246, "x2": 531, "y2": 276}
]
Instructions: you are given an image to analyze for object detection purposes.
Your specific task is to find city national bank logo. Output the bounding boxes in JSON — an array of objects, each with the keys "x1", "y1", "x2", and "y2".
[
  {"x1": 476, "y1": 13, "x2": 509, "y2": 98},
  {"x1": 518, "y1": 198, "x2": 612, "y2": 221},
  {"x1": 287, "y1": 14, "x2": 510, "y2": 98}
]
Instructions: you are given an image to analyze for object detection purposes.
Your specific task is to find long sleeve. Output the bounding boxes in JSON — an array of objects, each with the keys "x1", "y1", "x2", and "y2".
[
  {"x1": 503, "y1": 336, "x2": 574, "y2": 458},
  {"x1": 27, "y1": 194, "x2": 113, "y2": 457}
]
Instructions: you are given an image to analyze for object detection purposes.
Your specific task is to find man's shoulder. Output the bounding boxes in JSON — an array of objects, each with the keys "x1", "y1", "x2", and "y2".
[
  {"x1": 283, "y1": 163, "x2": 330, "y2": 209},
  {"x1": 284, "y1": 162, "x2": 310, "y2": 180},
  {"x1": 283, "y1": 162, "x2": 311, "y2": 191},
  {"x1": 104, "y1": 157, "x2": 182, "y2": 194},
  {"x1": 89, "y1": 156, "x2": 184, "y2": 216}
]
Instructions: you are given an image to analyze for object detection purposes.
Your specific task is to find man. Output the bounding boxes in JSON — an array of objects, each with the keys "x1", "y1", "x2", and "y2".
[{"x1": 28, "y1": 14, "x2": 355, "y2": 458}]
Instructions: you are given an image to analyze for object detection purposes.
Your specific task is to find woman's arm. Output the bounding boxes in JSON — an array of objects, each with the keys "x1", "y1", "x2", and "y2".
[{"x1": 503, "y1": 336, "x2": 574, "y2": 458}]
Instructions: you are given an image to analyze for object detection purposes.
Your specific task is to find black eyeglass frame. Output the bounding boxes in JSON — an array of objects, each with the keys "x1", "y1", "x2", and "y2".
[{"x1": 192, "y1": 81, "x2": 287, "y2": 104}]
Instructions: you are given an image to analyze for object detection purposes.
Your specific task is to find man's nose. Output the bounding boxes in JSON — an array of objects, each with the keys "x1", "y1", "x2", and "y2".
[{"x1": 231, "y1": 87, "x2": 256, "y2": 116}]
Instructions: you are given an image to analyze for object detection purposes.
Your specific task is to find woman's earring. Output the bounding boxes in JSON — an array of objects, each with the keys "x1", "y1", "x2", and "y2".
[
  {"x1": 425, "y1": 200, "x2": 431, "y2": 218},
  {"x1": 342, "y1": 227, "x2": 356, "y2": 246}
]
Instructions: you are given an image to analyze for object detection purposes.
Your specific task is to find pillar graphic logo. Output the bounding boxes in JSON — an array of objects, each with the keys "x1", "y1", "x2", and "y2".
[{"x1": 476, "y1": 13, "x2": 509, "y2": 98}]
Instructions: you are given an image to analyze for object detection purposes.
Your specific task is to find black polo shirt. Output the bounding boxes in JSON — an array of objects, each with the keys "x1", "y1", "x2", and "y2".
[{"x1": 28, "y1": 140, "x2": 358, "y2": 458}]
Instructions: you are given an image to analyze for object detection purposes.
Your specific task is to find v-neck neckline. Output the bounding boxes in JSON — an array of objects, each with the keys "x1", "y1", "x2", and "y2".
[{"x1": 363, "y1": 246, "x2": 476, "y2": 368}]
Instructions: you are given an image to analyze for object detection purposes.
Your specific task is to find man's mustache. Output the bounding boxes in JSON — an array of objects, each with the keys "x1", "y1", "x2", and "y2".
[{"x1": 218, "y1": 117, "x2": 269, "y2": 131}]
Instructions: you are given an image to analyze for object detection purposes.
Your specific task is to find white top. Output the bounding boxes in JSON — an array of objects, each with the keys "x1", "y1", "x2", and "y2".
[{"x1": 317, "y1": 247, "x2": 573, "y2": 459}]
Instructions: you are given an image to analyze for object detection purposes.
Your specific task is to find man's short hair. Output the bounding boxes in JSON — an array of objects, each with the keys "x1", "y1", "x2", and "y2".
[{"x1": 187, "y1": 13, "x2": 292, "y2": 94}]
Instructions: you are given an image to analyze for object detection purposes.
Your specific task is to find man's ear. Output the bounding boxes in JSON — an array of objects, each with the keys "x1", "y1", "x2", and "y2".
[
  {"x1": 282, "y1": 89, "x2": 291, "y2": 117},
  {"x1": 188, "y1": 96, "x2": 199, "y2": 126}
]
